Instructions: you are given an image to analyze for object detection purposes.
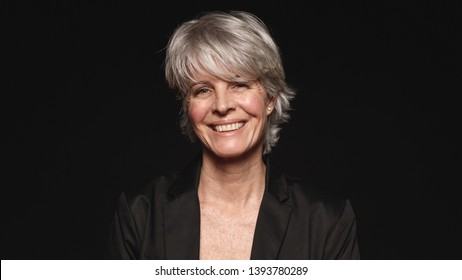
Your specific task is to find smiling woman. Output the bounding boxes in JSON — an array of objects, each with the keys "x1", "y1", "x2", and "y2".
[
  {"x1": 188, "y1": 76, "x2": 272, "y2": 160},
  {"x1": 106, "y1": 10, "x2": 360, "y2": 260}
]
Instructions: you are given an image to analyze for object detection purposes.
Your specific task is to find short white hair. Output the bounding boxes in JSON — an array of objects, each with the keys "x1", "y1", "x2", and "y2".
[{"x1": 164, "y1": 10, "x2": 296, "y2": 154}]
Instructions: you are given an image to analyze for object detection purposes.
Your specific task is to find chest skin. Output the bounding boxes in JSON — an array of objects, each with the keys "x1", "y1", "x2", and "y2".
[{"x1": 199, "y1": 199, "x2": 261, "y2": 260}]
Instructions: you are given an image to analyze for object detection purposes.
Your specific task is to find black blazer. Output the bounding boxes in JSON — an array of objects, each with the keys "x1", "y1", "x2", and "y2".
[{"x1": 106, "y1": 154, "x2": 360, "y2": 259}]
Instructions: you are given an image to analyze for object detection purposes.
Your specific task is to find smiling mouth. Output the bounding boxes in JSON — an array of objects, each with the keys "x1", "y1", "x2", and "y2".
[{"x1": 213, "y1": 122, "x2": 245, "y2": 132}]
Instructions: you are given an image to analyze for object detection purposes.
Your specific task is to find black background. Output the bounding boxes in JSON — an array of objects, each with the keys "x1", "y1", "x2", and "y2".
[{"x1": 4, "y1": 1, "x2": 461, "y2": 259}]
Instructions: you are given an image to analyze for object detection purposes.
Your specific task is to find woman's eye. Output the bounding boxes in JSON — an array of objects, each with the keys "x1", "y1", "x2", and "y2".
[
  {"x1": 193, "y1": 88, "x2": 210, "y2": 96},
  {"x1": 233, "y1": 83, "x2": 249, "y2": 89}
]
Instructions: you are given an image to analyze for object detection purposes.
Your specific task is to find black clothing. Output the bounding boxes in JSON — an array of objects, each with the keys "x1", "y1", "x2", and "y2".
[{"x1": 107, "y1": 154, "x2": 360, "y2": 259}]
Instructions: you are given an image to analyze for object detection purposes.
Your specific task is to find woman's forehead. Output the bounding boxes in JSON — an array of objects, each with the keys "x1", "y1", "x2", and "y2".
[
  {"x1": 188, "y1": 66, "x2": 257, "y2": 85},
  {"x1": 186, "y1": 55, "x2": 257, "y2": 81}
]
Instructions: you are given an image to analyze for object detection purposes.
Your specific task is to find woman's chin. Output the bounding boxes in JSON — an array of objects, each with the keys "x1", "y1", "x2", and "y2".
[
  {"x1": 207, "y1": 145, "x2": 261, "y2": 161},
  {"x1": 212, "y1": 150, "x2": 244, "y2": 160}
]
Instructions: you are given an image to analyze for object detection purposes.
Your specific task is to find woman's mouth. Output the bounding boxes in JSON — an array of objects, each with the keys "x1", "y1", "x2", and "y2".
[{"x1": 213, "y1": 122, "x2": 245, "y2": 132}]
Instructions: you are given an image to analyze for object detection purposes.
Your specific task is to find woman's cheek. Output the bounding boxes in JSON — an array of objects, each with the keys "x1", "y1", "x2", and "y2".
[{"x1": 188, "y1": 101, "x2": 209, "y2": 125}]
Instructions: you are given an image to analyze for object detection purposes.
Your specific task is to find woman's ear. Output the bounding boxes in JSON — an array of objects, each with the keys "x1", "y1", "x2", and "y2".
[{"x1": 266, "y1": 97, "x2": 275, "y2": 115}]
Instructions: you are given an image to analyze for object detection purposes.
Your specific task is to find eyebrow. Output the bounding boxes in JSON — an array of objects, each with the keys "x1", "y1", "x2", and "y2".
[
  {"x1": 190, "y1": 80, "x2": 211, "y2": 87},
  {"x1": 189, "y1": 75, "x2": 252, "y2": 88}
]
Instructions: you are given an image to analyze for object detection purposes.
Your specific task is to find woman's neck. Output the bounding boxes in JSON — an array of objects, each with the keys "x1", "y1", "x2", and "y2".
[{"x1": 198, "y1": 151, "x2": 266, "y2": 206}]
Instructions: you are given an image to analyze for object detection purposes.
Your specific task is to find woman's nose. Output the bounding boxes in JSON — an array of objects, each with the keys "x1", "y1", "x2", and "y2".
[{"x1": 212, "y1": 89, "x2": 235, "y2": 114}]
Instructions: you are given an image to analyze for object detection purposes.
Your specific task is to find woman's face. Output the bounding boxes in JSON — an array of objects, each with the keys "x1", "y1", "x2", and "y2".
[{"x1": 187, "y1": 73, "x2": 274, "y2": 159}]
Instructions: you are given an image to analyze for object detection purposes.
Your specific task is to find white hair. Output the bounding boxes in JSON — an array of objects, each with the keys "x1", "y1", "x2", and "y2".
[{"x1": 164, "y1": 10, "x2": 296, "y2": 154}]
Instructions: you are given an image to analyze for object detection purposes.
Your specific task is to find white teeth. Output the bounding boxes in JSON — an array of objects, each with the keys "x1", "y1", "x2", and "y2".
[{"x1": 214, "y1": 122, "x2": 244, "y2": 132}]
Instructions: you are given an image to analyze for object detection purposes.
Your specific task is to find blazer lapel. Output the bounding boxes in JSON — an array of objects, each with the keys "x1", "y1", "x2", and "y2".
[
  {"x1": 251, "y1": 158, "x2": 293, "y2": 260},
  {"x1": 162, "y1": 154, "x2": 293, "y2": 260},
  {"x1": 163, "y1": 155, "x2": 202, "y2": 260}
]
